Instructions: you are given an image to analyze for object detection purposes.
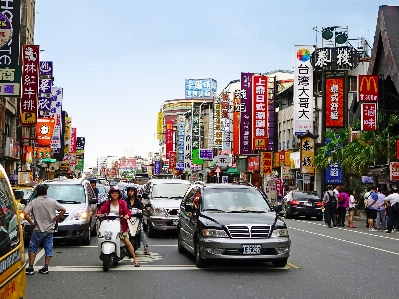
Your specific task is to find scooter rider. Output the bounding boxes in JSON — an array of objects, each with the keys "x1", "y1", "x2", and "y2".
[
  {"x1": 125, "y1": 186, "x2": 151, "y2": 256},
  {"x1": 97, "y1": 186, "x2": 140, "y2": 267}
]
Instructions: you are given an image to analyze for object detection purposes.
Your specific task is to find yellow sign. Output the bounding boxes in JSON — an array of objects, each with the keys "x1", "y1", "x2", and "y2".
[
  {"x1": 157, "y1": 111, "x2": 164, "y2": 140},
  {"x1": 300, "y1": 136, "x2": 315, "y2": 174},
  {"x1": 260, "y1": 152, "x2": 273, "y2": 175},
  {"x1": 20, "y1": 112, "x2": 36, "y2": 124},
  {"x1": 284, "y1": 151, "x2": 291, "y2": 167},
  {"x1": 64, "y1": 117, "x2": 71, "y2": 154}
]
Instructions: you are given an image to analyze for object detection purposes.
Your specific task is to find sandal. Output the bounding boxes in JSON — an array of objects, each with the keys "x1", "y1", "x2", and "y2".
[
  {"x1": 144, "y1": 249, "x2": 151, "y2": 256},
  {"x1": 135, "y1": 263, "x2": 140, "y2": 267}
]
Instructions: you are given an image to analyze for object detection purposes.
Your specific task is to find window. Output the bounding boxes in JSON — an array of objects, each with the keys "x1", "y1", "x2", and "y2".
[
  {"x1": 349, "y1": 76, "x2": 357, "y2": 92},
  {"x1": 0, "y1": 179, "x2": 20, "y2": 257}
]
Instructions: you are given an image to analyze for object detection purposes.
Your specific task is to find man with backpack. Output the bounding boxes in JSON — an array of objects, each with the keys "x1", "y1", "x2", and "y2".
[{"x1": 323, "y1": 185, "x2": 338, "y2": 228}]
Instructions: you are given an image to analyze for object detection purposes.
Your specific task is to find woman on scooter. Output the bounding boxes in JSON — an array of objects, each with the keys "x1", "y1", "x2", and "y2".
[
  {"x1": 125, "y1": 186, "x2": 151, "y2": 256},
  {"x1": 97, "y1": 186, "x2": 140, "y2": 267}
]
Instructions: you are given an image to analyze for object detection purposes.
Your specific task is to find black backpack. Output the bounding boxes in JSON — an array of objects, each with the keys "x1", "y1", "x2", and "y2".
[{"x1": 328, "y1": 191, "x2": 337, "y2": 209}]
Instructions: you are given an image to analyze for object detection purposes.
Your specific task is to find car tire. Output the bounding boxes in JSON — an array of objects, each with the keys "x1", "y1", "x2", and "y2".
[
  {"x1": 177, "y1": 228, "x2": 186, "y2": 254},
  {"x1": 147, "y1": 222, "x2": 155, "y2": 238},
  {"x1": 194, "y1": 237, "x2": 208, "y2": 268},
  {"x1": 81, "y1": 224, "x2": 91, "y2": 246},
  {"x1": 272, "y1": 259, "x2": 288, "y2": 267},
  {"x1": 103, "y1": 254, "x2": 111, "y2": 272},
  {"x1": 316, "y1": 215, "x2": 323, "y2": 221}
]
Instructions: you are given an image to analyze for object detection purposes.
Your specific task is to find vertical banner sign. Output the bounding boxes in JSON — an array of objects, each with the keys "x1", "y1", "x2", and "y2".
[
  {"x1": 325, "y1": 163, "x2": 343, "y2": 184},
  {"x1": 240, "y1": 73, "x2": 253, "y2": 154},
  {"x1": 76, "y1": 137, "x2": 85, "y2": 159},
  {"x1": 36, "y1": 118, "x2": 55, "y2": 146},
  {"x1": 165, "y1": 120, "x2": 174, "y2": 157},
  {"x1": 267, "y1": 77, "x2": 276, "y2": 151},
  {"x1": 279, "y1": 151, "x2": 285, "y2": 166},
  {"x1": 232, "y1": 90, "x2": 241, "y2": 155},
  {"x1": 0, "y1": 65, "x2": 21, "y2": 96},
  {"x1": 20, "y1": 45, "x2": 40, "y2": 126},
  {"x1": 39, "y1": 61, "x2": 53, "y2": 76},
  {"x1": 64, "y1": 117, "x2": 72, "y2": 154},
  {"x1": 157, "y1": 111, "x2": 164, "y2": 140},
  {"x1": 300, "y1": 135, "x2": 315, "y2": 174},
  {"x1": 325, "y1": 77, "x2": 344, "y2": 128},
  {"x1": 50, "y1": 87, "x2": 63, "y2": 153},
  {"x1": 390, "y1": 162, "x2": 399, "y2": 181},
  {"x1": 396, "y1": 140, "x2": 399, "y2": 160},
  {"x1": 0, "y1": 0, "x2": 21, "y2": 65},
  {"x1": 176, "y1": 115, "x2": 185, "y2": 170},
  {"x1": 273, "y1": 152, "x2": 280, "y2": 168},
  {"x1": 213, "y1": 99, "x2": 222, "y2": 148},
  {"x1": 221, "y1": 93, "x2": 231, "y2": 151},
  {"x1": 169, "y1": 151, "x2": 177, "y2": 170},
  {"x1": 192, "y1": 104, "x2": 202, "y2": 164},
  {"x1": 184, "y1": 118, "x2": 192, "y2": 172},
  {"x1": 154, "y1": 160, "x2": 161, "y2": 175},
  {"x1": 361, "y1": 103, "x2": 377, "y2": 131},
  {"x1": 70, "y1": 128, "x2": 77, "y2": 153},
  {"x1": 260, "y1": 152, "x2": 273, "y2": 175},
  {"x1": 294, "y1": 46, "x2": 314, "y2": 135},
  {"x1": 358, "y1": 75, "x2": 379, "y2": 102},
  {"x1": 252, "y1": 75, "x2": 268, "y2": 150},
  {"x1": 284, "y1": 151, "x2": 291, "y2": 167}
]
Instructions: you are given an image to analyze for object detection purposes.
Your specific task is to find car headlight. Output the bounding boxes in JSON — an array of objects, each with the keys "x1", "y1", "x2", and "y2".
[
  {"x1": 202, "y1": 228, "x2": 228, "y2": 238},
  {"x1": 72, "y1": 209, "x2": 88, "y2": 220},
  {"x1": 151, "y1": 208, "x2": 166, "y2": 215},
  {"x1": 271, "y1": 228, "x2": 289, "y2": 238}
]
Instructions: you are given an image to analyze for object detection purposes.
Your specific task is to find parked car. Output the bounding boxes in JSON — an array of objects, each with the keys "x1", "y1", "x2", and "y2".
[
  {"x1": 177, "y1": 183, "x2": 291, "y2": 268},
  {"x1": 276, "y1": 191, "x2": 323, "y2": 220},
  {"x1": 142, "y1": 179, "x2": 191, "y2": 237},
  {"x1": 21, "y1": 178, "x2": 98, "y2": 245}
]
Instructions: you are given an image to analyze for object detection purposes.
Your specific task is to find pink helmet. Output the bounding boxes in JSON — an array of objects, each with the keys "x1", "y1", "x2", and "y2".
[{"x1": 108, "y1": 186, "x2": 122, "y2": 199}]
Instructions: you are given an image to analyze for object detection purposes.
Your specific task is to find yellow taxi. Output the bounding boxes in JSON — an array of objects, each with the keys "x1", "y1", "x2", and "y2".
[
  {"x1": 12, "y1": 184, "x2": 34, "y2": 214},
  {"x1": 0, "y1": 166, "x2": 26, "y2": 298}
]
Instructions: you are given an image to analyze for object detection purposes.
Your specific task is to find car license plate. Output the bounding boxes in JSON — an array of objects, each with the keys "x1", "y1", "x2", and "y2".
[
  {"x1": 303, "y1": 202, "x2": 312, "y2": 206},
  {"x1": 172, "y1": 219, "x2": 179, "y2": 226},
  {"x1": 242, "y1": 245, "x2": 261, "y2": 255}
]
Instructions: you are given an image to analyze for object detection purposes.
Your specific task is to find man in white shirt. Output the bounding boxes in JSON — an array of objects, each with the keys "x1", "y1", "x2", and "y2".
[{"x1": 385, "y1": 188, "x2": 399, "y2": 233}]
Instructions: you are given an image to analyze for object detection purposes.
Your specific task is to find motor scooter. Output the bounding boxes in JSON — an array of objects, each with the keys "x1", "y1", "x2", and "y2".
[
  {"x1": 128, "y1": 208, "x2": 141, "y2": 255},
  {"x1": 97, "y1": 213, "x2": 129, "y2": 272}
]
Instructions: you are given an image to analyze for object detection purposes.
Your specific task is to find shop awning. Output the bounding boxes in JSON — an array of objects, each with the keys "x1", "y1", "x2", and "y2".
[{"x1": 227, "y1": 167, "x2": 240, "y2": 175}]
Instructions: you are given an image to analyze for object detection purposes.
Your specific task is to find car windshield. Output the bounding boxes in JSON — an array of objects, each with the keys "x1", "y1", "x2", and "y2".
[
  {"x1": 13, "y1": 189, "x2": 32, "y2": 200},
  {"x1": 31, "y1": 184, "x2": 86, "y2": 203},
  {"x1": 203, "y1": 188, "x2": 271, "y2": 212},
  {"x1": 152, "y1": 183, "x2": 190, "y2": 199}
]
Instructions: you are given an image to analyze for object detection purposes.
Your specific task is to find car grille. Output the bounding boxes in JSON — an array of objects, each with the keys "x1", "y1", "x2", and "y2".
[
  {"x1": 58, "y1": 214, "x2": 69, "y2": 223},
  {"x1": 166, "y1": 209, "x2": 178, "y2": 216},
  {"x1": 225, "y1": 225, "x2": 271, "y2": 238}
]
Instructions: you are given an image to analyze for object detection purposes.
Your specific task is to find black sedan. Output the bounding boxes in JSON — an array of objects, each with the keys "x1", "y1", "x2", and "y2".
[{"x1": 275, "y1": 191, "x2": 323, "y2": 220}]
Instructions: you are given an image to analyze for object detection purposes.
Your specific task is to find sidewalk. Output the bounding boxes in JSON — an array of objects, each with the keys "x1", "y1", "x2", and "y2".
[{"x1": 353, "y1": 210, "x2": 367, "y2": 221}]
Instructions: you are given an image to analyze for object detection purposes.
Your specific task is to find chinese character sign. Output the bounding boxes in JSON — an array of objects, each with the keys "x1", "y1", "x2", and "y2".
[
  {"x1": 232, "y1": 92, "x2": 240, "y2": 155},
  {"x1": 154, "y1": 161, "x2": 161, "y2": 175},
  {"x1": 0, "y1": 13, "x2": 12, "y2": 48},
  {"x1": 284, "y1": 151, "x2": 290, "y2": 167},
  {"x1": 39, "y1": 61, "x2": 53, "y2": 76},
  {"x1": 267, "y1": 77, "x2": 276, "y2": 151},
  {"x1": 240, "y1": 73, "x2": 253, "y2": 154},
  {"x1": 199, "y1": 149, "x2": 213, "y2": 160},
  {"x1": 70, "y1": 128, "x2": 77, "y2": 153},
  {"x1": 358, "y1": 75, "x2": 379, "y2": 103},
  {"x1": 213, "y1": 99, "x2": 222, "y2": 148},
  {"x1": 50, "y1": 87, "x2": 63, "y2": 152},
  {"x1": 397, "y1": 140, "x2": 399, "y2": 160},
  {"x1": 176, "y1": 115, "x2": 185, "y2": 170},
  {"x1": 279, "y1": 151, "x2": 285, "y2": 166},
  {"x1": 221, "y1": 93, "x2": 232, "y2": 151},
  {"x1": 252, "y1": 75, "x2": 268, "y2": 150},
  {"x1": 64, "y1": 117, "x2": 72, "y2": 154},
  {"x1": 184, "y1": 119, "x2": 192, "y2": 172},
  {"x1": 0, "y1": 65, "x2": 21, "y2": 97},
  {"x1": 361, "y1": 103, "x2": 377, "y2": 131},
  {"x1": 260, "y1": 152, "x2": 272, "y2": 175},
  {"x1": 192, "y1": 104, "x2": 202, "y2": 164},
  {"x1": 390, "y1": 162, "x2": 399, "y2": 181},
  {"x1": 312, "y1": 46, "x2": 360, "y2": 71},
  {"x1": 157, "y1": 111, "x2": 164, "y2": 140},
  {"x1": 325, "y1": 163, "x2": 343, "y2": 184},
  {"x1": 325, "y1": 77, "x2": 344, "y2": 128},
  {"x1": 165, "y1": 120, "x2": 174, "y2": 157},
  {"x1": 248, "y1": 156, "x2": 260, "y2": 172},
  {"x1": 300, "y1": 135, "x2": 315, "y2": 174},
  {"x1": 274, "y1": 152, "x2": 280, "y2": 168},
  {"x1": 20, "y1": 45, "x2": 40, "y2": 127},
  {"x1": 169, "y1": 151, "x2": 177, "y2": 170},
  {"x1": 0, "y1": 1, "x2": 21, "y2": 65},
  {"x1": 294, "y1": 46, "x2": 314, "y2": 135},
  {"x1": 185, "y1": 78, "x2": 215, "y2": 98}
]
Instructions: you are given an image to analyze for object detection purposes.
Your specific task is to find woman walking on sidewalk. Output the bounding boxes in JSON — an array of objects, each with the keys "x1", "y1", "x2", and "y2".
[
  {"x1": 347, "y1": 190, "x2": 357, "y2": 228},
  {"x1": 337, "y1": 188, "x2": 349, "y2": 227}
]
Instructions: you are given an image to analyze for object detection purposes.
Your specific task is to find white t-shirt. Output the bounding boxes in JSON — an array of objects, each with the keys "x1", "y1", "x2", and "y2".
[
  {"x1": 385, "y1": 193, "x2": 399, "y2": 205},
  {"x1": 110, "y1": 204, "x2": 119, "y2": 215},
  {"x1": 349, "y1": 195, "x2": 356, "y2": 208}
]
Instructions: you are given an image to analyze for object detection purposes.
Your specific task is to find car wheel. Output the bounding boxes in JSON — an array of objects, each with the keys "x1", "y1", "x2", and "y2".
[
  {"x1": 81, "y1": 224, "x2": 91, "y2": 246},
  {"x1": 147, "y1": 222, "x2": 155, "y2": 238},
  {"x1": 272, "y1": 259, "x2": 288, "y2": 267},
  {"x1": 194, "y1": 237, "x2": 208, "y2": 268},
  {"x1": 316, "y1": 215, "x2": 323, "y2": 221},
  {"x1": 103, "y1": 254, "x2": 111, "y2": 272},
  {"x1": 177, "y1": 228, "x2": 186, "y2": 254}
]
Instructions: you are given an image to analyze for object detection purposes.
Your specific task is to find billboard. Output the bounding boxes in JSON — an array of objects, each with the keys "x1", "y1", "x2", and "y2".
[
  {"x1": 185, "y1": 78, "x2": 216, "y2": 98},
  {"x1": 165, "y1": 120, "x2": 174, "y2": 157},
  {"x1": 240, "y1": 73, "x2": 253, "y2": 154},
  {"x1": 358, "y1": 75, "x2": 379, "y2": 103},
  {"x1": 300, "y1": 135, "x2": 315, "y2": 174},
  {"x1": 36, "y1": 118, "x2": 55, "y2": 146},
  {"x1": 157, "y1": 111, "x2": 164, "y2": 140},
  {"x1": 232, "y1": 91, "x2": 240, "y2": 155},
  {"x1": 0, "y1": 65, "x2": 21, "y2": 97},
  {"x1": 176, "y1": 115, "x2": 185, "y2": 170},
  {"x1": 294, "y1": 46, "x2": 314, "y2": 135},
  {"x1": 50, "y1": 87, "x2": 63, "y2": 152},
  {"x1": 252, "y1": 75, "x2": 268, "y2": 150},
  {"x1": 260, "y1": 152, "x2": 272, "y2": 175},
  {"x1": 361, "y1": 103, "x2": 377, "y2": 131},
  {"x1": 326, "y1": 77, "x2": 344, "y2": 128},
  {"x1": 325, "y1": 163, "x2": 343, "y2": 184}
]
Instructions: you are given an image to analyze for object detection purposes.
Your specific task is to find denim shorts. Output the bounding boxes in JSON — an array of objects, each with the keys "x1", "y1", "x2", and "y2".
[{"x1": 28, "y1": 231, "x2": 54, "y2": 257}]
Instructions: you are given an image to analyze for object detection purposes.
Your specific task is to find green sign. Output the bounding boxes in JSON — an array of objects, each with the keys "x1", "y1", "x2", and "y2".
[
  {"x1": 192, "y1": 149, "x2": 203, "y2": 165},
  {"x1": 0, "y1": 65, "x2": 21, "y2": 97},
  {"x1": 41, "y1": 158, "x2": 56, "y2": 163},
  {"x1": 76, "y1": 159, "x2": 84, "y2": 171}
]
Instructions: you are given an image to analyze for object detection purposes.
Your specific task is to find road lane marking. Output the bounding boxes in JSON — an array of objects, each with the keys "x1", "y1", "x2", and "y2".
[{"x1": 289, "y1": 227, "x2": 399, "y2": 256}]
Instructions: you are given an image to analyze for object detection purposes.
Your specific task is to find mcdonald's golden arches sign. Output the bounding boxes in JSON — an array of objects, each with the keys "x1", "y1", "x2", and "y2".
[{"x1": 358, "y1": 75, "x2": 378, "y2": 103}]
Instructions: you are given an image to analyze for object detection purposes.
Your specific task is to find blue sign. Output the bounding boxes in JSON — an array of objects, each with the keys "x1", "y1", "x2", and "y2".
[
  {"x1": 177, "y1": 116, "x2": 185, "y2": 165},
  {"x1": 154, "y1": 161, "x2": 161, "y2": 175},
  {"x1": 185, "y1": 78, "x2": 217, "y2": 99},
  {"x1": 325, "y1": 163, "x2": 343, "y2": 184},
  {"x1": 199, "y1": 149, "x2": 213, "y2": 160},
  {"x1": 39, "y1": 61, "x2": 53, "y2": 76}
]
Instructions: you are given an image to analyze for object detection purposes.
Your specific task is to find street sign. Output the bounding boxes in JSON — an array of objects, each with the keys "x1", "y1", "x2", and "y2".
[
  {"x1": 213, "y1": 154, "x2": 231, "y2": 167},
  {"x1": 215, "y1": 166, "x2": 221, "y2": 173}
]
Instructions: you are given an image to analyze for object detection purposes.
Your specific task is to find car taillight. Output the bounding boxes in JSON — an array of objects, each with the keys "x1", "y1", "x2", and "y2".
[
  {"x1": 290, "y1": 200, "x2": 300, "y2": 205},
  {"x1": 316, "y1": 201, "x2": 323, "y2": 207}
]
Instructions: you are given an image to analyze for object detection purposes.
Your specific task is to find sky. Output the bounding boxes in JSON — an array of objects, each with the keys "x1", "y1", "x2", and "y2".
[{"x1": 34, "y1": 0, "x2": 398, "y2": 168}]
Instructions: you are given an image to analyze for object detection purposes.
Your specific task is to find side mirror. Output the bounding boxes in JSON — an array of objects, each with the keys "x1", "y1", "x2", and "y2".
[
  {"x1": 184, "y1": 204, "x2": 194, "y2": 213},
  {"x1": 89, "y1": 198, "x2": 98, "y2": 205},
  {"x1": 142, "y1": 193, "x2": 148, "y2": 199},
  {"x1": 20, "y1": 198, "x2": 27, "y2": 206}
]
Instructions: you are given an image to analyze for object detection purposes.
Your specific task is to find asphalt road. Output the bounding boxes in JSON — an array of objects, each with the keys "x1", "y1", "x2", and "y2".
[{"x1": 25, "y1": 218, "x2": 399, "y2": 299}]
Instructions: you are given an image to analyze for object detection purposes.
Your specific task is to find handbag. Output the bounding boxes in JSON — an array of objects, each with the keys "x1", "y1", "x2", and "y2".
[{"x1": 127, "y1": 217, "x2": 140, "y2": 236}]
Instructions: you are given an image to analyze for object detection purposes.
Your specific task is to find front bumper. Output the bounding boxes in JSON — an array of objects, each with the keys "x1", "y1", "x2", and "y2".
[
  {"x1": 23, "y1": 221, "x2": 91, "y2": 240},
  {"x1": 198, "y1": 236, "x2": 291, "y2": 260},
  {"x1": 149, "y1": 216, "x2": 179, "y2": 230}
]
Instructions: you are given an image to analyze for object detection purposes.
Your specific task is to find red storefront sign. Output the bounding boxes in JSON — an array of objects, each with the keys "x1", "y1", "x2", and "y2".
[
  {"x1": 358, "y1": 75, "x2": 379, "y2": 102},
  {"x1": 165, "y1": 120, "x2": 174, "y2": 157},
  {"x1": 252, "y1": 75, "x2": 268, "y2": 150},
  {"x1": 248, "y1": 156, "x2": 259, "y2": 171},
  {"x1": 361, "y1": 103, "x2": 377, "y2": 131},
  {"x1": 396, "y1": 140, "x2": 399, "y2": 160},
  {"x1": 390, "y1": 162, "x2": 399, "y2": 181},
  {"x1": 326, "y1": 77, "x2": 344, "y2": 128},
  {"x1": 36, "y1": 118, "x2": 55, "y2": 146},
  {"x1": 260, "y1": 152, "x2": 272, "y2": 174},
  {"x1": 279, "y1": 151, "x2": 285, "y2": 166},
  {"x1": 70, "y1": 128, "x2": 77, "y2": 153},
  {"x1": 275, "y1": 178, "x2": 283, "y2": 196},
  {"x1": 169, "y1": 151, "x2": 177, "y2": 170},
  {"x1": 232, "y1": 94, "x2": 240, "y2": 156},
  {"x1": 20, "y1": 45, "x2": 40, "y2": 126}
]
